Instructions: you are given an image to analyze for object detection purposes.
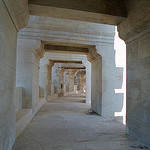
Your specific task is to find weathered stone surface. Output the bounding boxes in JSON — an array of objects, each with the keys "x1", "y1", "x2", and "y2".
[
  {"x1": 118, "y1": 1, "x2": 150, "y2": 43},
  {"x1": 16, "y1": 39, "x2": 44, "y2": 115},
  {"x1": 119, "y1": 3, "x2": 150, "y2": 144},
  {"x1": 28, "y1": 0, "x2": 126, "y2": 25},
  {"x1": 3, "y1": 0, "x2": 29, "y2": 30},
  {"x1": 0, "y1": 1, "x2": 18, "y2": 149}
]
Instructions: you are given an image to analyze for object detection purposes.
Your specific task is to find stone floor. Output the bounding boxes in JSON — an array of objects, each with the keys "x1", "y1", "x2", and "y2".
[{"x1": 12, "y1": 94, "x2": 149, "y2": 150}]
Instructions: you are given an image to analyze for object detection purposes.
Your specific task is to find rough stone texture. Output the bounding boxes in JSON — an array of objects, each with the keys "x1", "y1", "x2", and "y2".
[
  {"x1": 3, "y1": 0, "x2": 29, "y2": 31},
  {"x1": 28, "y1": 0, "x2": 126, "y2": 25},
  {"x1": 12, "y1": 95, "x2": 148, "y2": 150},
  {"x1": 0, "y1": 1, "x2": 29, "y2": 149},
  {"x1": 0, "y1": 1, "x2": 17, "y2": 149},
  {"x1": 118, "y1": 1, "x2": 150, "y2": 43},
  {"x1": 125, "y1": 33, "x2": 150, "y2": 147},
  {"x1": 51, "y1": 63, "x2": 61, "y2": 94},
  {"x1": 118, "y1": 0, "x2": 150, "y2": 146},
  {"x1": 29, "y1": 0, "x2": 127, "y2": 17},
  {"x1": 74, "y1": 70, "x2": 86, "y2": 92}
]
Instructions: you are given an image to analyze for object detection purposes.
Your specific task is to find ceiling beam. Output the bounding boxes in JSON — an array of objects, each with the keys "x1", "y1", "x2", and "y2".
[
  {"x1": 50, "y1": 60, "x2": 82, "y2": 64},
  {"x1": 62, "y1": 67, "x2": 85, "y2": 70},
  {"x1": 28, "y1": 0, "x2": 127, "y2": 25},
  {"x1": 44, "y1": 45, "x2": 89, "y2": 54}
]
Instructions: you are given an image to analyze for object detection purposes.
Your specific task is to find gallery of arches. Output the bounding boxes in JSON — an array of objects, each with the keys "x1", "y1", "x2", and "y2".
[{"x1": 0, "y1": 0, "x2": 150, "y2": 149}]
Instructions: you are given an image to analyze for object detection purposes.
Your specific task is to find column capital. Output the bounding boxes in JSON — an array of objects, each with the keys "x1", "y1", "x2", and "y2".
[{"x1": 87, "y1": 46, "x2": 101, "y2": 63}]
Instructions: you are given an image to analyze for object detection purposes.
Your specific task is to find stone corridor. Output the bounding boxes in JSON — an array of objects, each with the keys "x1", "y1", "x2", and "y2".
[{"x1": 12, "y1": 94, "x2": 148, "y2": 150}]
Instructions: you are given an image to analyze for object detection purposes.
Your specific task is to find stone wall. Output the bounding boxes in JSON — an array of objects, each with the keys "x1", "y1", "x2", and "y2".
[
  {"x1": 125, "y1": 33, "x2": 150, "y2": 146},
  {"x1": 118, "y1": 1, "x2": 150, "y2": 146},
  {"x1": 0, "y1": 1, "x2": 17, "y2": 149},
  {"x1": 16, "y1": 39, "x2": 43, "y2": 115}
]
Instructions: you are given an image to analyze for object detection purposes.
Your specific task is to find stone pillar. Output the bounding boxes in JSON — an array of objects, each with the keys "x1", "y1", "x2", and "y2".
[
  {"x1": 16, "y1": 39, "x2": 44, "y2": 115},
  {"x1": 76, "y1": 71, "x2": 81, "y2": 91},
  {"x1": 60, "y1": 68, "x2": 66, "y2": 96},
  {"x1": 83, "y1": 60, "x2": 91, "y2": 104},
  {"x1": 39, "y1": 63, "x2": 49, "y2": 99},
  {"x1": 39, "y1": 59, "x2": 54, "y2": 101},
  {"x1": 80, "y1": 73, "x2": 86, "y2": 92},
  {"x1": 63, "y1": 69, "x2": 75, "y2": 95},
  {"x1": 118, "y1": 1, "x2": 150, "y2": 146},
  {"x1": 51, "y1": 64, "x2": 59, "y2": 94},
  {"x1": 87, "y1": 47, "x2": 102, "y2": 115},
  {"x1": 69, "y1": 69, "x2": 77, "y2": 94},
  {"x1": 47, "y1": 61, "x2": 54, "y2": 99}
]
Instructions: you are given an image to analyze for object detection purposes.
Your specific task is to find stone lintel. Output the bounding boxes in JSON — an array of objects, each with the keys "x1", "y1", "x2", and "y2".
[
  {"x1": 50, "y1": 60, "x2": 82, "y2": 64},
  {"x1": 44, "y1": 44, "x2": 89, "y2": 54},
  {"x1": 87, "y1": 46, "x2": 102, "y2": 63},
  {"x1": 61, "y1": 67, "x2": 85, "y2": 70},
  {"x1": 28, "y1": 0, "x2": 127, "y2": 25}
]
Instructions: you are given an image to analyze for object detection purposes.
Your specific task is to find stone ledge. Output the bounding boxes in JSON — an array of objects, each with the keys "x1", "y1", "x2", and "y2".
[{"x1": 16, "y1": 109, "x2": 32, "y2": 138}]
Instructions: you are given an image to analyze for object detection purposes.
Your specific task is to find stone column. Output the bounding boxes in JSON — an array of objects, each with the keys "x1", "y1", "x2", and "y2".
[
  {"x1": 47, "y1": 61, "x2": 54, "y2": 99},
  {"x1": 80, "y1": 72, "x2": 86, "y2": 92},
  {"x1": 60, "y1": 68, "x2": 66, "y2": 96},
  {"x1": 83, "y1": 60, "x2": 91, "y2": 104},
  {"x1": 69, "y1": 69, "x2": 77, "y2": 94},
  {"x1": 76, "y1": 71, "x2": 81, "y2": 91},
  {"x1": 16, "y1": 39, "x2": 44, "y2": 115},
  {"x1": 39, "y1": 62, "x2": 50, "y2": 100},
  {"x1": 118, "y1": 1, "x2": 150, "y2": 146},
  {"x1": 87, "y1": 47, "x2": 102, "y2": 115},
  {"x1": 51, "y1": 64, "x2": 59, "y2": 94}
]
